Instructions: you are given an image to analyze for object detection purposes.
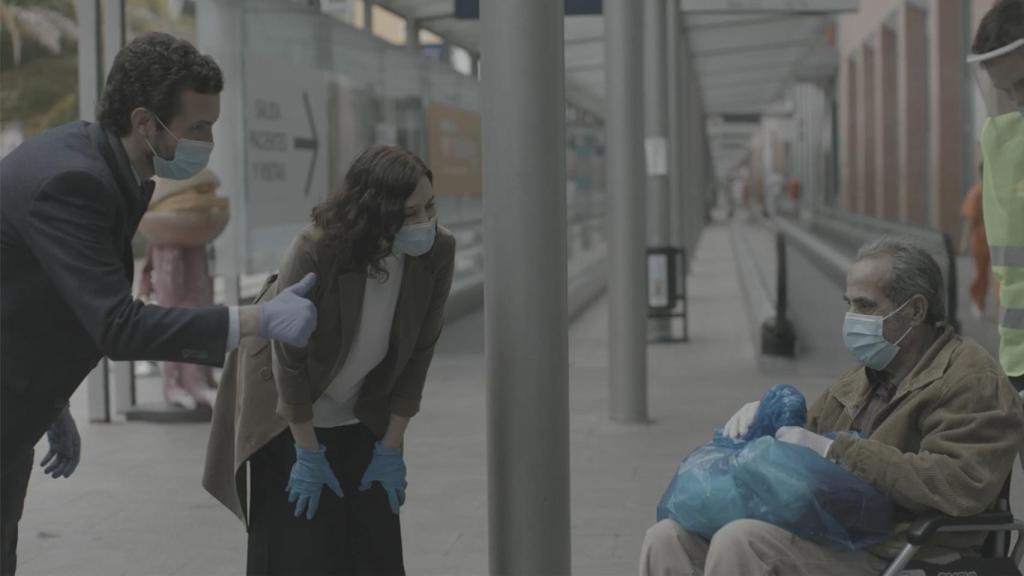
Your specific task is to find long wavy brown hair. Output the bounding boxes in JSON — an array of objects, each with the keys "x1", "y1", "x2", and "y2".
[{"x1": 311, "y1": 146, "x2": 432, "y2": 278}]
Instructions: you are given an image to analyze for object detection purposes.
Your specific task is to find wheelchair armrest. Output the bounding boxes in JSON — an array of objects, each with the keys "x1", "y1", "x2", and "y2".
[{"x1": 906, "y1": 511, "x2": 1015, "y2": 545}]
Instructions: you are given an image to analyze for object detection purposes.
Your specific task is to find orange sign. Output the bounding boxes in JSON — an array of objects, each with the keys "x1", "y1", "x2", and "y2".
[{"x1": 426, "y1": 102, "x2": 482, "y2": 197}]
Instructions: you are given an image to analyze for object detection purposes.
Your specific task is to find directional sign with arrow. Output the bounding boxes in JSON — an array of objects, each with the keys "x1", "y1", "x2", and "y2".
[
  {"x1": 293, "y1": 92, "x2": 318, "y2": 197},
  {"x1": 244, "y1": 56, "x2": 328, "y2": 272}
]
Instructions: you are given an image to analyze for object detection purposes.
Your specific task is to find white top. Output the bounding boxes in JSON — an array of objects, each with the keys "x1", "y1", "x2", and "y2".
[{"x1": 312, "y1": 253, "x2": 404, "y2": 428}]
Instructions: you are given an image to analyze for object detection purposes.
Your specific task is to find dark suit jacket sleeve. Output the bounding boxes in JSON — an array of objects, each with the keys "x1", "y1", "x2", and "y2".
[
  {"x1": 389, "y1": 232, "x2": 456, "y2": 418},
  {"x1": 22, "y1": 170, "x2": 228, "y2": 365}
]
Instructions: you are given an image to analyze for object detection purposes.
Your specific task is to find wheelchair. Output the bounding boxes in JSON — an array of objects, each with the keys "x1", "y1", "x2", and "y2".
[{"x1": 880, "y1": 457, "x2": 1024, "y2": 576}]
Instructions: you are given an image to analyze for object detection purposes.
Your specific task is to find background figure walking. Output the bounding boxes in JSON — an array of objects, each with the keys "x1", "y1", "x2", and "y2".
[
  {"x1": 139, "y1": 169, "x2": 230, "y2": 409},
  {"x1": 961, "y1": 164, "x2": 991, "y2": 319}
]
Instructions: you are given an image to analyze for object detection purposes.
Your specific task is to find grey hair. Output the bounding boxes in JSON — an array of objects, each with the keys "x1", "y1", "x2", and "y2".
[{"x1": 856, "y1": 236, "x2": 947, "y2": 326}]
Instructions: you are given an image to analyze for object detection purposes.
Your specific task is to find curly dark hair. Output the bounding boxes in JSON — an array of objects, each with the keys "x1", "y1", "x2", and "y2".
[
  {"x1": 312, "y1": 146, "x2": 433, "y2": 279},
  {"x1": 98, "y1": 32, "x2": 223, "y2": 135},
  {"x1": 973, "y1": 0, "x2": 1024, "y2": 55}
]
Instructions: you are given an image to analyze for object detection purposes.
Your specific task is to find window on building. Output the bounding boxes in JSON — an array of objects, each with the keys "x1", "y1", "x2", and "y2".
[
  {"x1": 419, "y1": 27, "x2": 442, "y2": 46},
  {"x1": 0, "y1": 0, "x2": 79, "y2": 157},
  {"x1": 371, "y1": 4, "x2": 406, "y2": 46},
  {"x1": 450, "y1": 45, "x2": 473, "y2": 76},
  {"x1": 126, "y1": 0, "x2": 197, "y2": 43}
]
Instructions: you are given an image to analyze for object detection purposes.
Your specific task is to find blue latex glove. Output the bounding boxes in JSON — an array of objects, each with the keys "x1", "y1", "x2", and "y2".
[
  {"x1": 287, "y1": 444, "x2": 343, "y2": 520},
  {"x1": 40, "y1": 407, "x2": 80, "y2": 479},
  {"x1": 260, "y1": 273, "x2": 318, "y2": 347},
  {"x1": 359, "y1": 442, "x2": 407, "y2": 514}
]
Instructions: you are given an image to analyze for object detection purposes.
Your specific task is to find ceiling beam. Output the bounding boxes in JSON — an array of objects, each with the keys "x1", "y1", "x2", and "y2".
[
  {"x1": 693, "y1": 39, "x2": 810, "y2": 58},
  {"x1": 705, "y1": 88, "x2": 778, "y2": 100},
  {"x1": 681, "y1": 0, "x2": 858, "y2": 13},
  {"x1": 565, "y1": 35, "x2": 604, "y2": 46},
  {"x1": 703, "y1": 89, "x2": 780, "y2": 102},
  {"x1": 707, "y1": 128, "x2": 760, "y2": 137},
  {"x1": 718, "y1": 113, "x2": 762, "y2": 124},
  {"x1": 697, "y1": 62, "x2": 794, "y2": 79},
  {"x1": 684, "y1": 14, "x2": 789, "y2": 31},
  {"x1": 417, "y1": 12, "x2": 456, "y2": 23},
  {"x1": 684, "y1": 13, "x2": 821, "y2": 32},
  {"x1": 566, "y1": 61, "x2": 605, "y2": 72},
  {"x1": 705, "y1": 106, "x2": 769, "y2": 115},
  {"x1": 701, "y1": 75, "x2": 786, "y2": 89}
]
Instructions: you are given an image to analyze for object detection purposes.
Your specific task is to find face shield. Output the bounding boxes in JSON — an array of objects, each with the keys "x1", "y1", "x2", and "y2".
[{"x1": 968, "y1": 38, "x2": 1024, "y2": 132}]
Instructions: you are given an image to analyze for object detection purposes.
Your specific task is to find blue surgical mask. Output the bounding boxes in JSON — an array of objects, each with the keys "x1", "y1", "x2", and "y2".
[
  {"x1": 144, "y1": 112, "x2": 213, "y2": 180},
  {"x1": 393, "y1": 217, "x2": 437, "y2": 257},
  {"x1": 842, "y1": 299, "x2": 915, "y2": 371}
]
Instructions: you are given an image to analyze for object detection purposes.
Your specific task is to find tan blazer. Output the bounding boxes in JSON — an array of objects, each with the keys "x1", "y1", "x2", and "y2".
[
  {"x1": 203, "y1": 223, "x2": 456, "y2": 522},
  {"x1": 808, "y1": 326, "x2": 1024, "y2": 561}
]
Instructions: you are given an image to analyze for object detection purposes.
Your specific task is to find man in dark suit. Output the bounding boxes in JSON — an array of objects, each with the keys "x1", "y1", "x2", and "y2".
[{"x1": 0, "y1": 33, "x2": 319, "y2": 575}]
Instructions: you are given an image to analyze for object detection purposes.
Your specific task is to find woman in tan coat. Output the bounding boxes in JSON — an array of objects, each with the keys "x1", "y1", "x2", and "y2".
[{"x1": 204, "y1": 146, "x2": 455, "y2": 575}]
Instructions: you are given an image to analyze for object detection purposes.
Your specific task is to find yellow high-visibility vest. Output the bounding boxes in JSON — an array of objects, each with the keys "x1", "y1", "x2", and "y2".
[{"x1": 981, "y1": 112, "x2": 1024, "y2": 377}]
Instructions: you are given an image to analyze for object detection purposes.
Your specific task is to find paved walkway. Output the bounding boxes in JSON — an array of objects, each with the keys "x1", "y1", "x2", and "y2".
[{"x1": 15, "y1": 221, "x2": 1021, "y2": 575}]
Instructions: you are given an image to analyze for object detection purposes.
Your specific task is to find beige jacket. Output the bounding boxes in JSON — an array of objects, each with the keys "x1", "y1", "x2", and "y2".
[
  {"x1": 808, "y1": 326, "x2": 1024, "y2": 560},
  {"x1": 203, "y1": 223, "x2": 455, "y2": 522}
]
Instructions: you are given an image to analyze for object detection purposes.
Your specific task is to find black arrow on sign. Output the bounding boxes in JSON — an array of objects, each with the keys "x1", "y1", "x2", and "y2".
[{"x1": 293, "y1": 91, "x2": 318, "y2": 197}]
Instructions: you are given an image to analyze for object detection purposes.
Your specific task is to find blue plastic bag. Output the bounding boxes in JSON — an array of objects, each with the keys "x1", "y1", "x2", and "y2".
[
  {"x1": 656, "y1": 384, "x2": 893, "y2": 550},
  {"x1": 743, "y1": 382, "x2": 807, "y2": 440}
]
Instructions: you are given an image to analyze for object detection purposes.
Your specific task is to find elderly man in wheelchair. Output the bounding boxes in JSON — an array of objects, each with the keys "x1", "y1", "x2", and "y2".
[{"x1": 640, "y1": 237, "x2": 1024, "y2": 576}]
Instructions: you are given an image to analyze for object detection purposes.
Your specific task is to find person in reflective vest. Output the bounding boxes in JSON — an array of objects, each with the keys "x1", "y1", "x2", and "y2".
[{"x1": 968, "y1": 0, "x2": 1024, "y2": 391}]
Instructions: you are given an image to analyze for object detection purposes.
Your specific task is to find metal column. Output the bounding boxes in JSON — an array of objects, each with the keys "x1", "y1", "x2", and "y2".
[
  {"x1": 78, "y1": 0, "x2": 110, "y2": 423},
  {"x1": 364, "y1": 0, "x2": 374, "y2": 31},
  {"x1": 667, "y1": 1, "x2": 683, "y2": 249},
  {"x1": 686, "y1": 79, "x2": 701, "y2": 252},
  {"x1": 481, "y1": 0, "x2": 570, "y2": 574},
  {"x1": 644, "y1": 0, "x2": 672, "y2": 341},
  {"x1": 799, "y1": 83, "x2": 817, "y2": 221},
  {"x1": 679, "y1": 38, "x2": 694, "y2": 256},
  {"x1": 200, "y1": 0, "x2": 246, "y2": 308},
  {"x1": 606, "y1": 0, "x2": 648, "y2": 422},
  {"x1": 101, "y1": 0, "x2": 136, "y2": 415},
  {"x1": 678, "y1": 42, "x2": 695, "y2": 260},
  {"x1": 695, "y1": 90, "x2": 708, "y2": 228},
  {"x1": 644, "y1": 0, "x2": 670, "y2": 246},
  {"x1": 100, "y1": 0, "x2": 124, "y2": 77},
  {"x1": 77, "y1": 0, "x2": 100, "y2": 123},
  {"x1": 406, "y1": 17, "x2": 420, "y2": 51}
]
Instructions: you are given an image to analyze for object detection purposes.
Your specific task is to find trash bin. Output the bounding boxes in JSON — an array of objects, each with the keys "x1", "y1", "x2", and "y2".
[{"x1": 647, "y1": 246, "x2": 688, "y2": 343}]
